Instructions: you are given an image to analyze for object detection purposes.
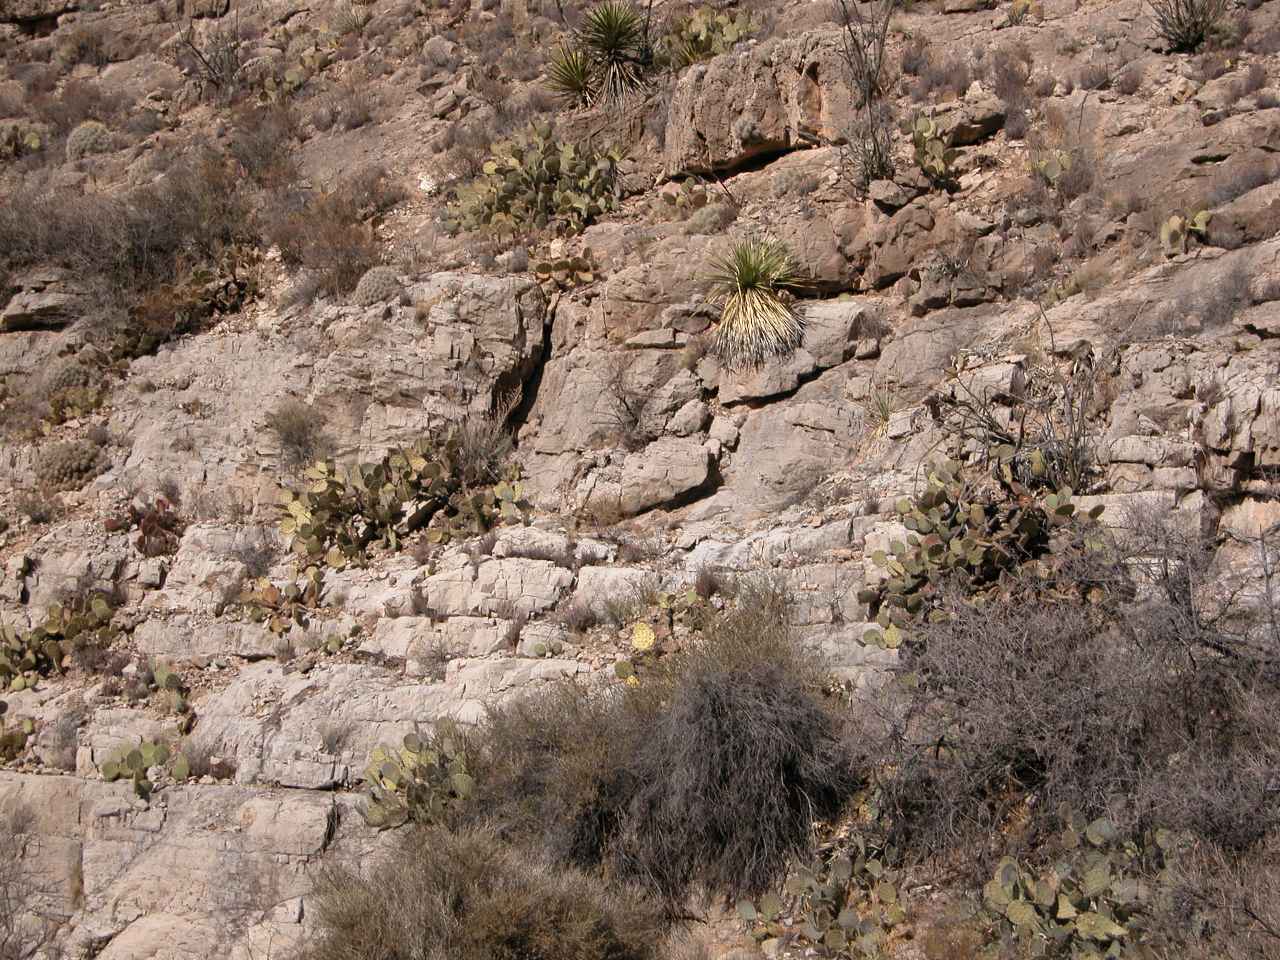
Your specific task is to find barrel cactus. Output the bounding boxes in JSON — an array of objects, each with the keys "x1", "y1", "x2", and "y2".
[
  {"x1": 353, "y1": 266, "x2": 403, "y2": 307},
  {"x1": 66, "y1": 120, "x2": 112, "y2": 161},
  {"x1": 37, "y1": 439, "x2": 106, "y2": 492}
]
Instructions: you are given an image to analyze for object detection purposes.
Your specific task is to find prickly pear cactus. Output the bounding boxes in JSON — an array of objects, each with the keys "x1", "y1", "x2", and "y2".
[
  {"x1": 278, "y1": 438, "x2": 532, "y2": 568},
  {"x1": 858, "y1": 460, "x2": 1104, "y2": 649},
  {"x1": 448, "y1": 123, "x2": 622, "y2": 237},
  {"x1": 99, "y1": 737, "x2": 191, "y2": 799},
  {"x1": 912, "y1": 114, "x2": 959, "y2": 186},
  {"x1": 0, "y1": 701, "x2": 35, "y2": 761},
  {"x1": 362, "y1": 729, "x2": 474, "y2": 829},
  {"x1": 664, "y1": 5, "x2": 755, "y2": 69},
  {"x1": 740, "y1": 833, "x2": 907, "y2": 958},
  {"x1": 980, "y1": 814, "x2": 1182, "y2": 958},
  {"x1": 1159, "y1": 210, "x2": 1210, "y2": 256}
]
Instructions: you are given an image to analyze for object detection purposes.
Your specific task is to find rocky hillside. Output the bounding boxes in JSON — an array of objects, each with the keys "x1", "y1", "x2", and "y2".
[{"x1": 1, "y1": 0, "x2": 1279, "y2": 957}]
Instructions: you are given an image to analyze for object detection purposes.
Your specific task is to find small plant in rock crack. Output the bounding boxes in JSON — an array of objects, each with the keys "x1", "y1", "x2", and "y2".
[
  {"x1": 704, "y1": 236, "x2": 808, "y2": 370},
  {"x1": 1159, "y1": 209, "x2": 1211, "y2": 256},
  {"x1": 104, "y1": 494, "x2": 185, "y2": 557}
]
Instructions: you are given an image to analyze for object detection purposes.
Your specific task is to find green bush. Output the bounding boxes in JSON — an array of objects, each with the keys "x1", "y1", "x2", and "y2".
[
  {"x1": 448, "y1": 124, "x2": 621, "y2": 238},
  {"x1": 300, "y1": 827, "x2": 670, "y2": 960}
]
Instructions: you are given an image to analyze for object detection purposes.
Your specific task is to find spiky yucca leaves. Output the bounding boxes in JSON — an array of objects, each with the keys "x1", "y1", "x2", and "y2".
[
  {"x1": 579, "y1": 0, "x2": 649, "y2": 105},
  {"x1": 705, "y1": 237, "x2": 807, "y2": 369},
  {"x1": 547, "y1": 43, "x2": 596, "y2": 106}
]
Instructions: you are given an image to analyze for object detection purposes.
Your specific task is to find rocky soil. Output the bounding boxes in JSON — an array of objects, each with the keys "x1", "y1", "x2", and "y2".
[{"x1": 1, "y1": 0, "x2": 1279, "y2": 956}]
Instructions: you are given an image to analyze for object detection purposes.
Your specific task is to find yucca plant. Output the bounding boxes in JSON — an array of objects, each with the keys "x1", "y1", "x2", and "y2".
[
  {"x1": 579, "y1": 0, "x2": 650, "y2": 105},
  {"x1": 547, "y1": 42, "x2": 597, "y2": 106},
  {"x1": 704, "y1": 237, "x2": 807, "y2": 370}
]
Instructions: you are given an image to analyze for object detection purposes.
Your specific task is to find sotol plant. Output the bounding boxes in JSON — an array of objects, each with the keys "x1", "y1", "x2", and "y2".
[
  {"x1": 548, "y1": 0, "x2": 651, "y2": 106},
  {"x1": 705, "y1": 236, "x2": 807, "y2": 369}
]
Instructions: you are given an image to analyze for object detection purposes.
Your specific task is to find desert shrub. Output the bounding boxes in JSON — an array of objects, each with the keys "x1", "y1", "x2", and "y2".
[
  {"x1": 260, "y1": 186, "x2": 381, "y2": 298},
  {"x1": 56, "y1": 23, "x2": 108, "y2": 68},
  {"x1": 226, "y1": 103, "x2": 298, "y2": 187},
  {"x1": 856, "y1": 491, "x2": 1280, "y2": 871},
  {"x1": 36, "y1": 439, "x2": 106, "y2": 492},
  {"x1": 177, "y1": 22, "x2": 245, "y2": 103},
  {"x1": 265, "y1": 398, "x2": 332, "y2": 468},
  {"x1": 1116, "y1": 62, "x2": 1143, "y2": 94},
  {"x1": 1151, "y1": 0, "x2": 1229, "y2": 52},
  {"x1": 448, "y1": 399, "x2": 517, "y2": 488},
  {"x1": 0, "y1": 150, "x2": 251, "y2": 300},
  {"x1": 461, "y1": 580, "x2": 859, "y2": 902},
  {"x1": 65, "y1": 119, "x2": 111, "y2": 161},
  {"x1": 300, "y1": 827, "x2": 668, "y2": 960},
  {"x1": 1075, "y1": 60, "x2": 1110, "y2": 91},
  {"x1": 448, "y1": 124, "x2": 621, "y2": 237},
  {"x1": 352, "y1": 265, "x2": 403, "y2": 306},
  {"x1": 704, "y1": 236, "x2": 807, "y2": 370}
]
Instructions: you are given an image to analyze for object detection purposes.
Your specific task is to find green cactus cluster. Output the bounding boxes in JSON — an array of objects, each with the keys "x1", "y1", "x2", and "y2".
[
  {"x1": 980, "y1": 814, "x2": 1180, "y2": 958},
  {"x1": 363, "y1": 729, "x2": 474, "y2": 829},
  {"x1": 448, "y1": 124, "x2": 622, "y2": 238},
  {"x1": 1159, "y1": 209, "x2": 1210, "y2": 256},
  {"x1": 1032, "y1": 149, "x2": 1073, "y2": 189},
  {"x1": 100, "y1": 737, "x2": 193, "y2": 799},
  {"x1": 352, "y1": 265, "x2": 403, "y2": 307},
  {"x1": 36, "y1": 439, "x2": 107, "y2": 493},
  {"x1": 534, "y1": 248, "x2": 600, "y2": 290},
  {"x1": 659, "y1": 179, "x2": 711, "y2": 215},
  {"x1": 0, "y1": 701, "x2": 35, "y2": 761},
  {"x1": 66, "y1": 119, "x2": 112, "y2": 161},
  {"x1": 0, "y1": 594, "x2": 117, "y2": 691},
  {"x1": 237, "y1": 568, "x2": 347, "y2": 653},
  {"x1": 739, "y1": 834, "x2": 907, "y2": 958},
  {"x1": 44, "y1": 361, "x2": 105, "y2": 427},
  {"x1": 912, "y1": 114, "x2": 959, "y2": 187},
  {"x1": 859, "y1": 460, "x2": 1103, "y2": 648},
  {"x1": 0, "y1": 120, "x2": 44, "y2": 160},
  {"x1": 663, "y1": 5, "x2": 755, "y2": 70},
  {"x1": 261, "y1": 46, "x2": 329, "y2": 101},
  {"x1": 279, "y1": 438, "x2": 531, "y2": 568}
]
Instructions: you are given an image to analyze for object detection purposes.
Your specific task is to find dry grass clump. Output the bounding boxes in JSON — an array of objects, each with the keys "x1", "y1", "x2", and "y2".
[{"x1": 300, "y1": 827, "x2": 669, "y2": 960}]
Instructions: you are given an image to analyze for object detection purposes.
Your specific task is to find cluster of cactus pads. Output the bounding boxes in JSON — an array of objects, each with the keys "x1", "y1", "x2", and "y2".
[
  {"x1": 0, "y1": 595, "x2": 116, "y2": 691},
  {"x1": 740, "y1": 833, "x2": 906, "y2": 958},
  {"x1": 665, "y1": 5, "x2": 754, "y2": 68},
  {"x1": 363, "y1": 731, "x2": 473, "y2": 829},
  {"x1": 1160, "y1": 209, "x2": 1210, "y2": 255},
  {"x1": 982, "y1": 814, "x2": 1179, "y2": 957},
  {"x1": 449, "y1": 124, "x2": 621, "y2": 237},
  {"x1": 859, "y1": 460, "x2": 1103, "y2": 649},
  {"x1": 101, "y1": 738, "x2": 192, "y2": 799},
  {"x1": 279, "y1": 439, "x2": 530, "y2": 568},
  {"x1": 0, "y1": 701, "x2": 34, "y2": 761},
  {"x1": 912, "y1": 115, "x2": 958, "y2": 186}
]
